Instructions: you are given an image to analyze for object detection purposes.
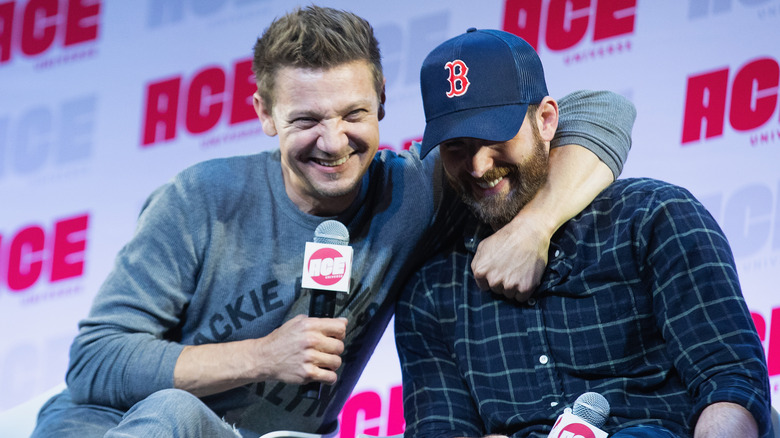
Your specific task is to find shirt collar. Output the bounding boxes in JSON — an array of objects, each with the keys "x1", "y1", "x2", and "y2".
[{"x1": 463, "y1": 215, "x2": 493, "y2": 254}]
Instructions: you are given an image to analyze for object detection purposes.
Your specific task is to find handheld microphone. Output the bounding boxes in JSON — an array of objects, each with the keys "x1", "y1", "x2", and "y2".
[
  {"x1": 307, "y1": 220, "x2": 350, "y2": 318},
  {"x1": 300, "y1": 220, "x2": 352, "y2": 399},
  {"x1": 547, "y1": 392, "x2": 610, "y2": 438}
]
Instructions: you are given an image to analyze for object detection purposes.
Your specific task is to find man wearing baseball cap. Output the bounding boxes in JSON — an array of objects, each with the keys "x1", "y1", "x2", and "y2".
[{"x1": 395, "y1": 28, "x2": 771, "y2": 437}]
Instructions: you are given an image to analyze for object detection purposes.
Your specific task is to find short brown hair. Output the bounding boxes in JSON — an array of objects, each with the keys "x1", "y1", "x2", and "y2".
[{"x1": 252, "y1": 6, "x2": 383, "y2": 110}]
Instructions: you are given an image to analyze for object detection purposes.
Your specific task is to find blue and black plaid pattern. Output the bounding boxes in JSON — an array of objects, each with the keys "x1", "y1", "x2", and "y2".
[{"x1": 395, "y1": 178, "x2": 771, "y2": 438}]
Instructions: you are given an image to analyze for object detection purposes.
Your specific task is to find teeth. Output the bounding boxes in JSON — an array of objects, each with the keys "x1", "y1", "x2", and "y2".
[
  {"x1": 476, "y1": 176, "x2": 503, "y2": 189},
  {"x1": 314, "y1": 156, "x2": 349, "y2": 167}
]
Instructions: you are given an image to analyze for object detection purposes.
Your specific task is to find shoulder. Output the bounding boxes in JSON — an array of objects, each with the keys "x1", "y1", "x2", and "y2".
[
  {"x1": 178, "y1": 152, "x2": 274, "y2": 193},
  {"x1": 587, "y1": 178, "x2": 723, "y2": 244},
  {"x1": 605, "y1": 177, "x2": 691, "y2": 194},
  {"x1": 367, "y1": 146, "x2": 439, "y2": 203},
  {"x1": 147, "y1": 152, "x2": 276, "y2": 213},
  {"x1": 176, "y1": 152, "x2": 273, "y2": 185},
  {"x1": 575, "y1": 178, "x2": 712, "y2": 233},
  {"x1": 370, "y1": 146, "x2": 431, "y2": 175},
  {"x1": 599, "y1": 178, "x2": 700, "y2": 207}
]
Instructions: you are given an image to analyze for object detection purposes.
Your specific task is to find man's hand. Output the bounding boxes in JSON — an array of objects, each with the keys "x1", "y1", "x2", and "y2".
[
  {"x1": 256, "y1": 314, "x2": 347, "y2": 385},
  {"x1": 472, "y1": 144, "x2": 615, "y2": 302},
  {"x1": 472, "y1": 212, "x2": 550, "y2": 302},
  {"x1": 174, "y1": 315, "x2": 347, "y2": 397}
]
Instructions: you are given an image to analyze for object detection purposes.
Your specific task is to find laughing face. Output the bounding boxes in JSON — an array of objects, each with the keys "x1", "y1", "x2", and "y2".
[
  {"x1": 439, "y1": 111, "x2": 550, "y2": 230},
  {"x1": 254, "y1": 60, "x2": 383, "y2": 216}
]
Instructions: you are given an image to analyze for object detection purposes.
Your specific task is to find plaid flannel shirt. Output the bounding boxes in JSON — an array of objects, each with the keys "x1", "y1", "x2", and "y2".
[{"x1": 396, "y1": 178, "x2": 771, "y2": 438}]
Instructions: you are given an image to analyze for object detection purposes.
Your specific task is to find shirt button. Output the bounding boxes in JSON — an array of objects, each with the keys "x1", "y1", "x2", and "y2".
[
  {"x1": 539, "y1": 355, "x2": 549, "y2": 365},
  {"x1": 527, "y1": 298, "x2": 537, "y2": 306},
  {"x1": 550, "y1": 402, "x2": 559, "y2": 407},
  {"x1": 554, "y1": 249, "x2": 561, "y2": 258}
]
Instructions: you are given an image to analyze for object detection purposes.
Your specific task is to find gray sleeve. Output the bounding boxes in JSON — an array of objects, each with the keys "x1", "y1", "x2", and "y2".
[
  {"x1": 551, "y1": 90, "x2": 636, "y2": 179},
  {"x1": 66, "y1": 181, "x2": 192, "y2": 408}
]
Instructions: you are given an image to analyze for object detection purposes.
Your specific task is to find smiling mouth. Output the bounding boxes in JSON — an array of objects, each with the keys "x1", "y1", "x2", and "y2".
[
  {"x1": 312, "y1": 156, "x2": 349, "y2": 167},
  {"x1": 476, "y1": 176, "x2": 504, "y2": 189},
  {"x1": 475, "y1": 168, "x2": 511, "y2": 189}
]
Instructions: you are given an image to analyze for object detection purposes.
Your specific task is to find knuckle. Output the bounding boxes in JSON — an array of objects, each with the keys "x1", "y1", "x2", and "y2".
[
  {"x1": 298, "y1": 317, "x2": 313, "y2": 330},
  {"x1": 301, "y1": 333, "x2": 320, "y2": 349}
]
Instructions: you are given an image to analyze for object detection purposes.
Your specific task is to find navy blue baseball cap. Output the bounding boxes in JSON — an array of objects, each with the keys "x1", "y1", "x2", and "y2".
[{"x1": 419, "y1": 28, "x2": 548, "y2": 158}]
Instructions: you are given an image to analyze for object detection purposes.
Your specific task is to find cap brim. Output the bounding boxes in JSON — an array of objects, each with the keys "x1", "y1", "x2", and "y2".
[{"x1": 420, "y1": 102, "x2": 529, "y2": 158}]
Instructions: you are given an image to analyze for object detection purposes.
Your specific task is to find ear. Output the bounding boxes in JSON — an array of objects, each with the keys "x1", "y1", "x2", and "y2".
[
  {"x1": 536, "y1": 96, "x2": 559, "y2": 142},
  {"x1": 253, "y1": 92, "x2": 278, "y2": 137},
  {"x1": 378, "y1": 81, "x2": 387, "y2": 121}
]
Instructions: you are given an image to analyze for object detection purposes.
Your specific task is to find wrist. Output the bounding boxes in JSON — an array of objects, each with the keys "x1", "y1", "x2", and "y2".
[
  {"x1": 510, "y1": 197, "x2": 561, "y2": 239},
  {"x1": 247, "y1": 337, "x2": 272, "y2": 382}
]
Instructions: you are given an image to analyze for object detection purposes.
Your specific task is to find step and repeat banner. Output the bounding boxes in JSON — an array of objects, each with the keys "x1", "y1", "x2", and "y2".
[{"x1": 1, "y1": 0, "x2": 779, "y2": 436}]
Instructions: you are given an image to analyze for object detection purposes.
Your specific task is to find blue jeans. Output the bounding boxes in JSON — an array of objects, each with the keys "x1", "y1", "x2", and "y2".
[
  {"x1": 32, "y1": 388, "x2": 242, "y2": 438},
  {"x1": 611, "y1": 425, "x2": 681, "y2": 438}
]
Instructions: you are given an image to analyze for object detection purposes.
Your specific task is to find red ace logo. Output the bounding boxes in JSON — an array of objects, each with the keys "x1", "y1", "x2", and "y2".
[
  {"x1": 445, "y1": 60, "x2": 470, "y2": 97},
  {"x1": 0, "y1": 0, "x2": 101, "y2": 65},
  {"x1": 141, "y1": 59, "x2": 257, "y2": 146},
  {"x1": 1, "y1": 213, "x2": 89, "y2": 293},
  {"x1": 301, "y1": 242, "x2": 352, "y2": 292},
  {"x1": 340, "y1": 385, "x2": 405, "y2": 437},
  {"x1": 307, "y1": 247, "x2": 347, "y2": 287},
  {"x1": 502, "y1": 0, "x2": 636, "y2": 51},
  {"x1": 682, "y1": 56, "x2": 779, "y2": 145},
  {"x1": 549, "y1": 411, "x2": 607, "y2": 438},
  {"x1": 557, "y1": 423, "x2": 597, "y2": 438},
  {"x1": 753, "y1": 307, "x2": 780, "y2": 377}
]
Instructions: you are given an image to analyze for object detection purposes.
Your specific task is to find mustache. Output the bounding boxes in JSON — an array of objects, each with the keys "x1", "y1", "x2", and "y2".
[{"x1": 479, "y1": 167, "x2": 511, "y2": 182}]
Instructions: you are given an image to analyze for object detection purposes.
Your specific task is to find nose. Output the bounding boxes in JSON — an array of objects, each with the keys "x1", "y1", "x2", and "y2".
[
  {"x1": 468, "y1": 147, "x2": 494, "y2": 178},
  {"x1": 317, "y1": 119, "x2": 348, "y2": 154}
]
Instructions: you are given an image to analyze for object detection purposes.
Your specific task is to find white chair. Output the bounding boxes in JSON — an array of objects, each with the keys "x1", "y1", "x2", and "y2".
[{"x1": 0, "y1": 382, "x2": 66, "y2": 437}]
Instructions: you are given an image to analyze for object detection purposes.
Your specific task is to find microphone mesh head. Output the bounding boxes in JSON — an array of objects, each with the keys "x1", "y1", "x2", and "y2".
[
  {"x1": 314, "y1": 220, "x2": 350, "y2": 245},
  {"x1": 572, "y1": 392, "x2": 610, "y2": 428}
]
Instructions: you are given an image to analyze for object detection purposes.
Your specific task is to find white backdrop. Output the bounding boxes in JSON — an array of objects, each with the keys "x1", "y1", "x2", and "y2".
[{"x1": 1, "y1": 0, "x2": 779, "y2": 436}]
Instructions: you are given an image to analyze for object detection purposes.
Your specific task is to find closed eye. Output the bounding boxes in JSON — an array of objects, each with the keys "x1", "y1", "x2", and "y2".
[
  {"x1": 441, "y1": 139, "x2": 468, "y2": 151},
  {"x1": 344, "y1": 108, "x2": 368, "y2": 122},
  {"x1": 290, "y1": 117, "x2": 318, "y2": 129}
]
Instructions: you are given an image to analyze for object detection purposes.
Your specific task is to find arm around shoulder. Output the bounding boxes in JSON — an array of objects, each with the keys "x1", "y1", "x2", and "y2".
[
  {"x1": 553, "y1": 89, "x2": 636, "y2": 179},
  {"x1": 470, "y1": 90, "x2": 635, "y2": 300}
]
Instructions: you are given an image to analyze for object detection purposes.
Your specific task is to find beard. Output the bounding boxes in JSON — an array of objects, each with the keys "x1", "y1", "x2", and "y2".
[{"x1": 448, "y1": 133, "x2": 549, "y2": 230}]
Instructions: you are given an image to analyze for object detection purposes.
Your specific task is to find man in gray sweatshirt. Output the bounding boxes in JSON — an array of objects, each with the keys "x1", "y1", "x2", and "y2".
[{"x1": 31, "y1": 6, "x2": 633, "y2": 437}]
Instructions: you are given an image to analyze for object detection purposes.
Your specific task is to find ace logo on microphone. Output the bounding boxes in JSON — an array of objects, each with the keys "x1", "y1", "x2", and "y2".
[
  {"x1": 549, "y1": 410, "x2": 608, "y2": 438},
  {"x1": 301, "y1": 242, "x2": 353, "y2": 292}
]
